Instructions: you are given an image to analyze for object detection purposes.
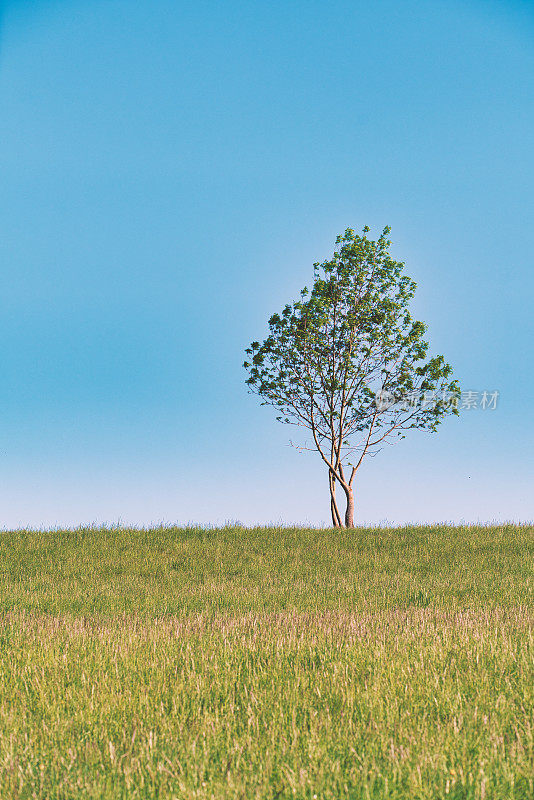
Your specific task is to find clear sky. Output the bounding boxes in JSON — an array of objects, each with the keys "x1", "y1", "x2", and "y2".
[{"x1": 0, "y1": 0, "x2": 532, "y2": 528}]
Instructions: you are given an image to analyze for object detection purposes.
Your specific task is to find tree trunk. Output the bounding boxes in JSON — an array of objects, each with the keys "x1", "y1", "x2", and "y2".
[
  {"x1": 344, "y1": 485, "x2": 355, "y2": 528},
  {"x1": 329, "y1": 471, "x2": 343, "y2": 527}
]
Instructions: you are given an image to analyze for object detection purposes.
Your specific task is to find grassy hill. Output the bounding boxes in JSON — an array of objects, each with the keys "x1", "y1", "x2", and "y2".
[{"x1": 0, "y1": 525, "x2": 532, "y2": 799}]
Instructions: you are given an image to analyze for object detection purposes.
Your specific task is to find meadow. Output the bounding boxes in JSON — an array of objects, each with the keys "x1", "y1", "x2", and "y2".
[{"x1": 0, "y1": 524, "x2": 532, "y2": 799}]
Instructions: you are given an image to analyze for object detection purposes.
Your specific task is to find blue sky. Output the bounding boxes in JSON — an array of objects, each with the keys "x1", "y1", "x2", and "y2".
[{"x1": 0, "y1": 0, "x2": 532, "y2": 527}]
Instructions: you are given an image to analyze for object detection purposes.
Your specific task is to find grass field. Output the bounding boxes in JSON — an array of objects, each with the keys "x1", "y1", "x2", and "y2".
[{"x1": 0, "y1": 524, "x2": 532, "y2": 799}]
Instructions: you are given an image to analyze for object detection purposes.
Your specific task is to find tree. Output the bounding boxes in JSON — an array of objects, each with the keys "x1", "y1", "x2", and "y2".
[{"x1": 244, "y1": 227, "x2": 460, "y2": 528}]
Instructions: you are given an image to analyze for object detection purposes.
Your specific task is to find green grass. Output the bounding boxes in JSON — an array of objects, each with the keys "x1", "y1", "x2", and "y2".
[{"x1": 0, "y1": 524, "x2": 532, "y2": 799}]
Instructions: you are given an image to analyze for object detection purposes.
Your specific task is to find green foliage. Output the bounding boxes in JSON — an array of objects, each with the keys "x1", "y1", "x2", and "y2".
[
  {"x1": 0, "y1": 525, "x2": 532, "y2": 799},
  {"x1": 244, "y1": 228, "x2": 460, "y2": 515}
]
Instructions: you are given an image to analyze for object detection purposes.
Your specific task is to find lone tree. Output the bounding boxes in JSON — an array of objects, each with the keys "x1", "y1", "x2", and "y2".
[{"x1": 244, "y1": 226, "x2": 460, "y2": 528}]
